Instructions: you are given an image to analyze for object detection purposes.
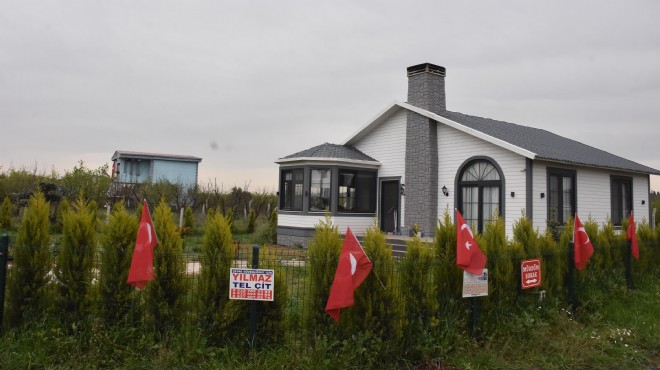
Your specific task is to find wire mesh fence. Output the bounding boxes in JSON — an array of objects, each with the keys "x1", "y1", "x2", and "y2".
[{"x1": 2, "y1": 236, "x2": 659, "y2": 351}]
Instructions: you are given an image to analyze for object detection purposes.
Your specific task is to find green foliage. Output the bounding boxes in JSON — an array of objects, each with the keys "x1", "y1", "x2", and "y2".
[
  {"x1": 247, "y1": 208, "x2": 256, "y2": 234},
  {"x1": 55, "y1": 194, "x2": 97, "y2": 319},
  {"x1": 399, "y1": 236, "x2": 436, "y2": 333},
  {"x1": 51, "y1": 198, "x2": 69, "y2": 234},
  {"x1": 538, "y1": 231, "x2": 564, "y2": 298},
  {"x1": 183, "y1": 206, "x2": 194, "y2": 229},
  {"x1": 99, "y1": 202, "x2": 138, "y2": 322},
  {"x1": 7, "y1": 190, "x2": 52, "y2": 327},
  {"x1": 266, "y1": 209, "x2": 278, "y2": 244},
  {"x1": 304, "y1": 213, "x2": 342, "y2": 334},
  {"x1": 482, "y1": 215, "x2": 517, "y2": 320},
  {"x1": 146, "y1": 199, "x2": 186, "y2": 332},
  {"x1": 197, "y1": 211, "x2": 236, "y2": 342},
  {"x1": 343, "y1": 225, "x2": 400, "y2": 339},
  {"x1": 0, "y1": 166, "x2": 56, "y2": 200},
  {"x1": 0, "y1": 195, "x2": 12, "y2": 230},
  {"x1": 512, "y1": 211, "x2": 540, "y2": 259},
  {"x1": 60, "y1": 160, "x2": 112, "y2": 205},
  {"x1": 256, "y1": 246, "x2": 289, "y2": 345},
  {"x1": 225, "y1": 208, "x2": 235, "y2": 233},
  {"x1": 433, "y1": 209, "x2": 464, "y2": 326}
]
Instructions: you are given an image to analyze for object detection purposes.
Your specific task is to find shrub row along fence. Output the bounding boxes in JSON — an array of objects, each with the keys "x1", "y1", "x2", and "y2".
[{"x1": 1, "y1": 193, "x2": 659, "y2": 355}]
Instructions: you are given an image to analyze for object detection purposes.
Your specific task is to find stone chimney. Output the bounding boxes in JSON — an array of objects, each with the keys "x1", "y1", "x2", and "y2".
[
  {"x1": 404, "y1": 63, "x2": 444, "y2": 238},
  {"x1": 407, "y1": 63, "x2": 446, "y2": 114}
]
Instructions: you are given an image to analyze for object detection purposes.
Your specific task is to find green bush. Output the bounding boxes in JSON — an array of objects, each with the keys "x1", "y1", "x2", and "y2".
[
  {"x1": 399, "y1": 236, "x2": 435, "y2": 333},
  {"x1": 482, "y1": 215, "x2": 516, "y2": 322},
  {"x1": 55, "y1": 194, "x2": 97, "y2": 319},
  {"x1": 266, "y1": 209, "x2": 277, "y2": 244},
  {"x1": 99, "y1": 202, "x2": 138, "y2": 322},
  {"x1": 226, "y1": 208, "x2": 235, "y2": 233},
  {"x1": 247, "y1": 209, "x2": 256, "y2": 234},
  {"x1": 343, "y1": 225, "x2": 400, "y2": 340},
  {"x1": 6, "y1": 190, "x2": 52, "y2": 327},
  {"x1": 0, "y1": 195, "x2": 12, "y2": 230},
  {"x1": 146, "y1": 199, "x2": 186, "y2": 332},
  {"x1": 304, "y1": 213, "x2": 342, "y2": 336},
  {"x1": 197, "y1": 211, "x2": 236, "y2": 343}
]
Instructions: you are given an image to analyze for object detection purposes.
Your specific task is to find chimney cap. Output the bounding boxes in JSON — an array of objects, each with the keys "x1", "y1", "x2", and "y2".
[{"x1": 407, "y1": 63, "x2": 446, "y2": 77}]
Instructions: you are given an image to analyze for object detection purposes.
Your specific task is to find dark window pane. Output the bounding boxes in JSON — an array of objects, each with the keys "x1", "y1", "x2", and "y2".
[{"x1": 310, "y1": 169, "x2": 331, "y2": 211}]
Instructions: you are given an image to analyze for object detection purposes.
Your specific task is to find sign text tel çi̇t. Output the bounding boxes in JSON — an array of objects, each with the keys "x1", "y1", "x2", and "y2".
[{"x1": 229, "y1": 268, "x2": 275, "y2": 301}]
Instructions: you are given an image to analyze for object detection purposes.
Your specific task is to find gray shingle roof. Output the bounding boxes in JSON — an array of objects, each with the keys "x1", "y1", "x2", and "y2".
[
  {"x1": 442, "y1": 111, "x2": 660, "y2": 175},
  {"x1": 281, "y1": 143, "x2": 377, "y2": 162}
]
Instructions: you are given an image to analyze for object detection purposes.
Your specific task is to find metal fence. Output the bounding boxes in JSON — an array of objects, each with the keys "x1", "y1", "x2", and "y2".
[{"x1": 1, "y1": 234, "x2": 658, "y2": 350}]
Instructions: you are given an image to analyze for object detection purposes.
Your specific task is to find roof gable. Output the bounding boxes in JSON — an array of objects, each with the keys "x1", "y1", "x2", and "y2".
[
  {"x1": 343, "y1": 102, "x2": 660, "y2": 175},
  {"x1": 276, "y1": 143, "x2": 380, "y2": 166}
]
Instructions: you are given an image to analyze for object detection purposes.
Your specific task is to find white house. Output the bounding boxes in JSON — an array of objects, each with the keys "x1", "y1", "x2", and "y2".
[{"x1": 275, "y1": 63, "x2": 660, "y2": 247}]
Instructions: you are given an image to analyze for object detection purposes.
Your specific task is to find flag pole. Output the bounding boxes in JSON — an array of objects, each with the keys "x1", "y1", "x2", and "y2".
[{"x1": 568, "y1": 216, "x2": 576, "y2": 312}]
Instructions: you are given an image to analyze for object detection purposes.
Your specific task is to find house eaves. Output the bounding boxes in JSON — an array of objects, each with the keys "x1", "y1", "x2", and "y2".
[{"x1": 112, "y1": 151, "x2": 202, "y2": 163}]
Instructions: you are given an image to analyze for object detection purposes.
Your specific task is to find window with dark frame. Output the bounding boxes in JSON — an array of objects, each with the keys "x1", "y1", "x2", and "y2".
[
  {"x1": 547, "y1": 168, "x2": 576, "y2": 225},
  {"x1": 458, "y1": 159, "x2": 502, "y2": 233},
  {"x1": 310, "y1": 169, "x2": 332, "y2": 212},
  {"x1": 280, "y1": 169, "x2": 303, "y2": 211},
  {"x1": 611, "y1": 176, "x2": 632, "y2": 226},
  {"x1": 338, "y1": 170, "x2": 376, "y2": 213}
]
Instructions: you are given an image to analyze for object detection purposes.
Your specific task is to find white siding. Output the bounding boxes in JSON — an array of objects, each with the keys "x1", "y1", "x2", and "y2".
[
  {"x1": 278, "y1": 213, "x2": 375, "y2": 236},
  {"x1": 532, "y1": 161, "x2": 548, "y2": 233},
  {"x1": 531, "y1": 160, "x2": 650, "y2": 232},
  {"x1": 437, "y1": 124, "x2": 528, "y2": 238},
  {"x1": 353, "y1": 109, "x2": 407, "y2": 226}
]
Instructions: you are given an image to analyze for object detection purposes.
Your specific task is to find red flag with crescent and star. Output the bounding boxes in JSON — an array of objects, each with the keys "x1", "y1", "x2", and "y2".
[
  {"x1": 456, "y1": 209, "x2": 487, "y2": 276},
  {"x1": 325, "y1": 227, "x2": 373, "y2": 322},
  {"x1": 573, "y1": 214, "x2": 594, "y2": 270},
  {"x1": 626, "y1": 212, "x2": 639, "y2": 260},
  {"x1": 127, "y1": 200, "x2": 158, "y2": 289}
]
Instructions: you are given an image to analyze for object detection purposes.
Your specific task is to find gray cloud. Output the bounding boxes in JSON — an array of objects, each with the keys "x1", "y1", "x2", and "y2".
[{"x1": 1, "y1": 0, "x2": 659, "y2": 191}]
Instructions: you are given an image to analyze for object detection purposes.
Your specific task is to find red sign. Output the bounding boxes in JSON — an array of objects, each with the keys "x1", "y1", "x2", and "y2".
[{"x1": 521, "y1": 259, "x2": 542, "y2": 289}]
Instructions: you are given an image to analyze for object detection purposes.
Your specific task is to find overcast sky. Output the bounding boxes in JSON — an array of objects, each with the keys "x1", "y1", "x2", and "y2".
[{"x1": 2, "y1": 0, "x2": 659, "y2": 192}]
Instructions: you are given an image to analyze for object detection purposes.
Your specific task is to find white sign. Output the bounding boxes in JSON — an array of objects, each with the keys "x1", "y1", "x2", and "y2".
[
  {"x1": 229, "y1": 268, "x2": 274, "y2": 301},
  {"x1": 462, "y1": 269, "x2": 488, "y2": 298}
]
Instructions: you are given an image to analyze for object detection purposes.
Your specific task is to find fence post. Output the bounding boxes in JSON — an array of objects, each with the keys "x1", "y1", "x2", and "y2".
[
  {"x1": 470, "y1": 297, "x2": 478, "y2": 339},
  {"x1": 0, "y1": 234, "x2": 9, "y2": 331},
  {"x1": 625, "y1": 239, "x2": 634, "y2": 290},
  {"x1": 249, "y1": 244, "x2": 260, "y2": 347},
  {"x1": 567, "y1": 241, "x2": 575, "y2": 311}
]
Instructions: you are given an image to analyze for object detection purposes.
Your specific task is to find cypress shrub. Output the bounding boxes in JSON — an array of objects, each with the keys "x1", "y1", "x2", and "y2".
[
  {"x1": 635, "y1": 218, "x2": 653, "y2": 274},
  {"x1": 304, "y1": 213, "x2": 342, "y2": 336},
  {"x1": 184, "y1": 206, "x2": 194, "y2": 229},
  {"x1": 512, "y1": 211, "x2": 541, "y2": 259},
  {"x1": 266, "y1": 209, "x2": 277, "y2": 244},
  {"x1": 399, "y1": 236, "x2": 436, "y2": 334},
  {"x1": 198, "y1": 211, "x2": 236, "y2": 343},
  {"x1": 6, "y1": 190, "x2": 52, "y2": 327},
  {"x1": 343, "y1": 225, "x2": 400, "y2": 339},
  {"x1": 146, "y1": 199, "x2": 186, "y2": 332},
  {"x1": 226, "y1": 208, "x2": 235, "y2": 233},
  {"x1": 0, "y1": 195, "x2": 12, "y2": 230},
  {"x1": 55, "y1": 194, "x2": 97, "y2": 319},
  {"x1": 247, "y1": 209, "x2": 256, "y2": 234},
  {"x1": 52, "y1": 198, "x2": 69, "y2": 234},
  {"x1": 482, "y1": 215, "x2": 515, "y2": 320},
  {"x1": 99, "y1": 202, "x2": 138, "y2": 323},
  {"x1": 433, "y1": 210, "x2": 464, "y2": 329},
  {"x1": 538, "y1": 230, "x2": 563, "y2": 299}
]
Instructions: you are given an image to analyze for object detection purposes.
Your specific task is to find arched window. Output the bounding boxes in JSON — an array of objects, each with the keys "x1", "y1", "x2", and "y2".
[{"x1": 458, "y1": 159, "x2": 503, "y2": 233}]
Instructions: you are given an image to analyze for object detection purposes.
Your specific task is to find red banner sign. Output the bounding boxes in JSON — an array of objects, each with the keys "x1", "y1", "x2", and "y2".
[{"x1": 521, "y1": 259, "x2": 541, "y2": 289}]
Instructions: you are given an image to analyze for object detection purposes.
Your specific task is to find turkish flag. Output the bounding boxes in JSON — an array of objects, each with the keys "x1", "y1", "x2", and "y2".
[
  {"x1": 626, "y1": 212, "x2": 639, "y2": 260},
  {"x1": 325, "y1": 227, "x2": 373, "y2": 322},
  {"x1": 455, "y1": 209, "x2": 487, "y2": 276},
  {"x1": 573, "y1": 214, "x2": 594, "y2": 271},
  {"x1": 127, "y1": 200, "x2": 158, "y2": 289}
]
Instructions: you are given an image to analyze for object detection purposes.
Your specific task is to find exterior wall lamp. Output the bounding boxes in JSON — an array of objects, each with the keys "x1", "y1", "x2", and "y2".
[
  {"x1": 400, "y1": 184, "x2": 405, "y2": 196},
  {"x1": 442, "y1": 185, "x2": 449, "y2": 197}
]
